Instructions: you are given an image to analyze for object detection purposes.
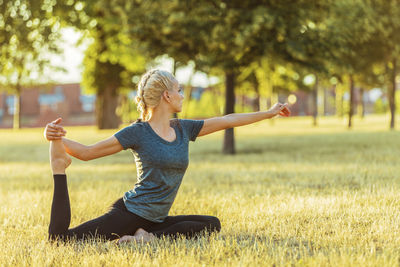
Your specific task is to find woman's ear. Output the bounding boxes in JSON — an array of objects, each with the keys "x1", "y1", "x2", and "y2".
[{"x1": 163, "y1": 91, "x2": 170, "y2": 102}]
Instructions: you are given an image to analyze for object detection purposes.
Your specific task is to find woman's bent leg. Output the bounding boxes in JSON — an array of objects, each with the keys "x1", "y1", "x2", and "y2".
[
  {"x1": 49, "y1": 197, "x2": 149, "y2": 241},
  {"x1": 148, "y1": 215, "x2": 221, "y2": 238},
  {"x1": 65, "y1": 199, "x2": 150, "y2": 241},
  {"x1": 47, "y1": 140, "x2": 148, "y2": 241}
]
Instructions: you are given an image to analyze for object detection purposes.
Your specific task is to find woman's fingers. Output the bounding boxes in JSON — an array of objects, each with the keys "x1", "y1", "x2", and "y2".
[
  {"x1": 47, "y1": 131, "x2": 66, "y2": 137},
  {"x1": 44, "y1": 118, "x2": 65, "y2": 141},
  {"x1": 279, "y1": 111, "x2": 288, "y2": 117},
  {"x1": 47, "y1": 125, "x2": 66, "y2": 136},
  {"x1": 271, "y1": 102, "x2": 291, "y2": 117},
  {"x1": 46, "y1": 135, "x2": 62, "y2": 141},
  {"x1": 278, "y1": 106, "x2": 291, "y2": 117},
  {"x1": 47, "y1": 129, "x2": 66, "y2": 134},
  {"x1": 281, "y1": 110, "x2": 289, "y2": 117},
  {"x1": 51, "y1": 118, "x2": 62, "y2": 125},
  {"x1": 46, "y1": 133, "x2": 63, "y2": 140},
  {"x1": 281, "y1": 104, "x2": 291, "y2": 115},
  {"x1": 282, "y1": 108, "x2": 290, "y2": 116},
  {"x1": 48, "y1": 124, "x2": 65, "y2": 131}
]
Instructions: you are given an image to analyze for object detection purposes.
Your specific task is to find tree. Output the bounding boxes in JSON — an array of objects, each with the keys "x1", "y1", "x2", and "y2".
[
  {"x1": 125, "y1": 0, "x2": 332, "y2": 154},
  {"x1": 322, "y1": 0, "x2": 385, "y2": 128},
  {"x1": 0, "y1": 0, "x2": 63, "y2": 129},
  {"x1": 368, "y1": 0, "x2": 400, "y2": 129},
  {"x1": 81, "y1": 25, "x2": 146, "y2": 128},
  {"x1": 53, "y1": 0, "x2": 148, "y2": 129}
]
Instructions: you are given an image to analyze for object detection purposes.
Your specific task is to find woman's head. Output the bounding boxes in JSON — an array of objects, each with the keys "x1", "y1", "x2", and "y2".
[{"x1": 136, "y1": 69, "x2": 183, "y2": 121}]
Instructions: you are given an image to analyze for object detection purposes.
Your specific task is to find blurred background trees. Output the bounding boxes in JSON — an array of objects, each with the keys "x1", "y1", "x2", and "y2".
[
  {"x1": 0, "y1": 0, "x2": 64, "y2": 129},
  {"x1": 1, "y1": 0, "x2": 399, "y2": 152}
]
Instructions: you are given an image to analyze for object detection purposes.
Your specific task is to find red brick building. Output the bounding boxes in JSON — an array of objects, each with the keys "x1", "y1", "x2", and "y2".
[{"x1": 0, "y1": 83, "x2": 95, "y2": 128}]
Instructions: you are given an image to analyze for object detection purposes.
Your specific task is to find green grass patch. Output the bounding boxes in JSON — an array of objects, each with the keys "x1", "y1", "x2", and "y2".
[{"x1": 1, "y1": 115, "x2": 400, "y2": 266}]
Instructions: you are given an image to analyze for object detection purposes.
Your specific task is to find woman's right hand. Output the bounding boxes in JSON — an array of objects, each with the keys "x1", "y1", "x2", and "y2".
[
  {"x1": 269, "y1": 102, "x2": 291, "y2": 117},
  {"x1": 44, "y1": 118, "x2": 67, "y2": 141}
]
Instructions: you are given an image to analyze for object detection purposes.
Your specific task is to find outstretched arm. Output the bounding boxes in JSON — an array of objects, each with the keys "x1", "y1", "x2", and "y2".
[
  {"x1": 44, "y1": 118, "x2": 123, "y2": 161},
  {"x1": 198, "y1": 102, "x2": 290, "y2": 137},
  {"x1": 61, "y1": 136, "x2": 123, "y2": 161}
]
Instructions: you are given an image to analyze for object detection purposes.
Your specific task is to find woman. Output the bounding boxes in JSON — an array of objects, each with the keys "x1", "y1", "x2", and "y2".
[{"x1": 45, "y1": 69, "x2": 291, "y2": 244}]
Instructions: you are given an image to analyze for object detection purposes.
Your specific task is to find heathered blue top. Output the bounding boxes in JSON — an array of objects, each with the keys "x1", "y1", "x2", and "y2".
[{"x1": 114, "y1": 119, "x2": 204, "y2": 222}]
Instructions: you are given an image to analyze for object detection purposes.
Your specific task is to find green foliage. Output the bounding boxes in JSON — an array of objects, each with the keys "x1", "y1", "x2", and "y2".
[
  {"x1": 115, "y1": 94, "x2": 139, "y2": 124},
  {"x1": 374, "y1": 98, "x2": 388, "y2": 114},
  {"x1": 52, "y1": 0, "x2": 151, "y2": 128},
  {"x1": 0, "y1": 0, "x2": 63, "y2": 87},
  {"x1": 0, "y1": 0, "x2": 65, "y2": 128},
  {"x1": 183, "y1": 90, "x2": 224, "y2": 119}
]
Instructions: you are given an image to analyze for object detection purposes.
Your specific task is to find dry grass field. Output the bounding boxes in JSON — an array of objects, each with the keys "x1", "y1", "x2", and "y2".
[{"x1": 0, "y1": 115, "x2": 399, "y2": 266}]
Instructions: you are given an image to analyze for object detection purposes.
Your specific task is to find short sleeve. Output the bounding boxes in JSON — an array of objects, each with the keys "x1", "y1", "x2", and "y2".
[
  {"x1": 114, "y1": 124, "x2": 140, "y2": 150},
  {"x1": 179, "y1": 119, "x2": 204, "y2": 141}
]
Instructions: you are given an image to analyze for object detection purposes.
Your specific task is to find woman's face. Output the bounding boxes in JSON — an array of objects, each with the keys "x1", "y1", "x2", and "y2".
[{"x1": 167, "y1": 81, "x2": 184, "y2": 112}]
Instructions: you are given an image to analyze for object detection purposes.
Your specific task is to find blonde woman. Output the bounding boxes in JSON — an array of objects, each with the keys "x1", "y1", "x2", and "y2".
[{"x1": 45, "y1": 69, "x2": 291, "y2": 243}]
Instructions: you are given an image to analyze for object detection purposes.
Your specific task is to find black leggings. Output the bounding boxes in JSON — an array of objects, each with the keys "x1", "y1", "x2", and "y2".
[{"x1": 49, "y1": 174, "x2": 221, "y2": 241}]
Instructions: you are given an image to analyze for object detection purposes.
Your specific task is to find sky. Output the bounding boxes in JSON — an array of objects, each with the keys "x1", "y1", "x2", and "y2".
[{"x1": 49, "y1": 27, "x2": 217, "y2": 88}]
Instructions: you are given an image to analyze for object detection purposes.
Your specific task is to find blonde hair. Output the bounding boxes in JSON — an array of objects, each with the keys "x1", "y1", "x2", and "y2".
[{"x1": 135, "y1": 69, "x2": 177, "y2": 121}]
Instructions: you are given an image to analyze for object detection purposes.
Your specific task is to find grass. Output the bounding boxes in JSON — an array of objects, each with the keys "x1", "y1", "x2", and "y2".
[{"x1": 1, "y1": 114, "x2": 400, "y2": 266}]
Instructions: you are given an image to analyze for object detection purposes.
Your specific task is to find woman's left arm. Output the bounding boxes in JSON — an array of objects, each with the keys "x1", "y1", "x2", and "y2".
[{"x1": 198, "y1": 102, "x2": 290, "y2": 137}]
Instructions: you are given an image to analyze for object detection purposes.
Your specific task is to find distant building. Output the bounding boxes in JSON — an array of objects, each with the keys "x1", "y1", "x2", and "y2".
[{"x1": 0, "y1": 83, "x2": 96, "y2": 128}]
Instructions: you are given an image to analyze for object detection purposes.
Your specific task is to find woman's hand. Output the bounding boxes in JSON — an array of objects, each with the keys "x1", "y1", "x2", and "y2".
[
  {"x1": 44, "y1": 118, "x2": 67, "y2": 141},
  {"x1": 269, "y1": 102, "x2": 291, "y2": 117}
]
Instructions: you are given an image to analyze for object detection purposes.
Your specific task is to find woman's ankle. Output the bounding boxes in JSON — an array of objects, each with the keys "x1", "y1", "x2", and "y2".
[{"x1": 51, "y1": 159, "x2": 67, "y2": 174}]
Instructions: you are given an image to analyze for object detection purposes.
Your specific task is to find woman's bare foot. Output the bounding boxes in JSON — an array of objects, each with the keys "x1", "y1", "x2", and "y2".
[
  {"x1": 50, "y1": 140, "x2": 71, "y2": 175},
  {"x1": 134, "y1": 228, "x2": 156, "y2": 242},
  {"x1": 117, "y1": 228, "x2": 156, "y2": 245}
]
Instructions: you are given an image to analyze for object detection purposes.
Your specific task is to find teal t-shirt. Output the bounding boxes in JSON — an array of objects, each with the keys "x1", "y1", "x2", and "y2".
[{"x1": 114, "y1": 119, "x2": 204, "y2": 222}]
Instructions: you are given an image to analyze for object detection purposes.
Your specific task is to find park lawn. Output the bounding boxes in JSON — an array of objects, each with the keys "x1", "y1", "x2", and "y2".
[{"x1": 0, "y1": 115, "x2": 400, "y2": 266}]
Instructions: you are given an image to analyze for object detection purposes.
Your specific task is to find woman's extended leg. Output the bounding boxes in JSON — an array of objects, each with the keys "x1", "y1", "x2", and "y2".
[
  {"x1": 48, "y1": 140, "x2": 151, "y2": 241},
  {"x1": 117, "y1": 215, "x2": 221, "y2": 244},
  {"x1": 148, "y1": 215, "x2": 221, "y2": 238}
]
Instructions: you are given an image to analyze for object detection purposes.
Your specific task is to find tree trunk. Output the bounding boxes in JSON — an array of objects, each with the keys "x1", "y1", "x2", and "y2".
[
  {"x1": 389, "y1": 59, "x2": 397, "y2": 130},
  {"x1": 172, "y1": 59, "x2": 178, "y2": 119},
  {"x1": 312, "y1": 75, "x2": 318, "y2": 126},
  {"x1": 348, "y1": 75, "x2": 355, "y2": 128},
  {"x1": 93, "y1": 23, "x2": 124, "y2": 129},
  {"x1": 13, "y1": 88, "x2": 21, "y2": 129},
  {"x1": 96, "y1": 82, "x2": 120, "y2": 129},
  {"x1": 172, "y1": 59, "x2": 177, "y2": 76},
  {"x1": 358, "y1": 87, "x2": 365, "y2": 118},
  {"x1": 223, "y1": 71, "x2": 235, "y2": 154},
  {"x1": 183, "y1": 85, "x2": 193, "y2": 118},
  {"x1": 253, "y1": 78, "x2": 260, "y2": 111},
  {"x1": 322, "y1": 87, "x2": 327, "y2": 116},
  {"x1": 336, "y1": 84, "x2": 343, "y2": 117}
]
